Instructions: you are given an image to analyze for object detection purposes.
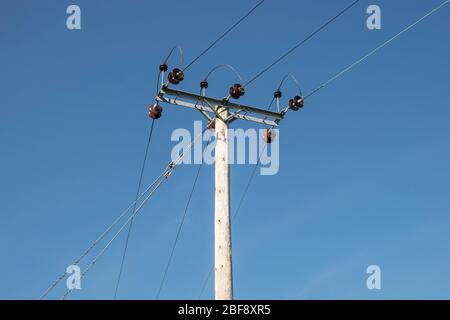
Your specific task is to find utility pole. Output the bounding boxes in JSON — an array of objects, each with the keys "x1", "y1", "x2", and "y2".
[
  {"x1": 214, "y1": 106, "x2": 233, "y2": 299},
  {"x1": 156, "y1": 83, "x2": 285, "y2": 300}
]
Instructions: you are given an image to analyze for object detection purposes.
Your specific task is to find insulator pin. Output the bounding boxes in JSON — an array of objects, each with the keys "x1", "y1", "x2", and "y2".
[
  {"x1": 200, "y1": 80, "x2": 209, "y2": 89},
  {"x1": 274, "y1": 90, "x2": 282, "y2": 99},
  {"x1": 159, "y1": 63, "x2": 168, "y2": 72}
]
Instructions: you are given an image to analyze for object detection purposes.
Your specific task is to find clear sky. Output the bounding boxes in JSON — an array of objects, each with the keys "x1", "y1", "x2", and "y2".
[{"x1": 1, "y1": 0, "x2": 450, "y2": 300}]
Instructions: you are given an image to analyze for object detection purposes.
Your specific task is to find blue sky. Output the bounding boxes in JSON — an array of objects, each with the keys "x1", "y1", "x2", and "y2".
[{"x1": 1, "y1": 0, "x2": 450, "y2": 299}]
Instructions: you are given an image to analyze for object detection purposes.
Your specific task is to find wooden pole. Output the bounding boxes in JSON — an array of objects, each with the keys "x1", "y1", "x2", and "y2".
[{"x1": 214, "y1": 106, "x2": 233, "y2": 300}]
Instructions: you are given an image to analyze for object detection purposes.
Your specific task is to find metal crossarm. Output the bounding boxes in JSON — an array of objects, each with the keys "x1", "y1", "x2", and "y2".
[{"x1": 157, "y1": 85, "x2": 284, "y2": 127}]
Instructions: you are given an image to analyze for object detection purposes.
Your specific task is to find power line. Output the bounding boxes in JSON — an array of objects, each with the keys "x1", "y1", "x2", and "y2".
[
  {"x1": 233, "y1": 144, "x2": 267, "y2": 222},
  {"x1": 113, "y1": 54, "x2": 172, "y2": 298},
  {"x1": 303, "y1": 0, "x2": 450, "y2": 101},
  {"x1": 61, "y1": 128, "x2": 207, "y2": 300},
  {"x1": 43, "y1": 125, "x2": 203, "y2": 299},
  {"x1": 183, "y1": 0, "x2": 265, "y2": 71},
  {"x1": 38, "y1": 168, "x2": 166, "y2": 300},
  {"x1": 155, "y1": 91, "x2": 215, "y2": 298},
  {"x1": 198, "y1": 267, "x2": 214, "y2": 300},
  {"x1": 204, "y1": 64, "x2": 244, "y2": 83},
  {"x1": 61, "y1": 176, "x2": 166, "y2": 300},
  {"x1": 244, "y1": 0, "x2": 361, "y2": 87},
  {"x1": 155, "y1": 140, "x2": 211, "y2": 299},
  {"x1": 113, "y1": 119, "x2": 156, "y2": 299},
  {"x1": 114, "y1": 40, "x2": 187, "y2": 297},
  {"x1": 163, "y1": 45, "x2": 184, "y2": 67}
]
